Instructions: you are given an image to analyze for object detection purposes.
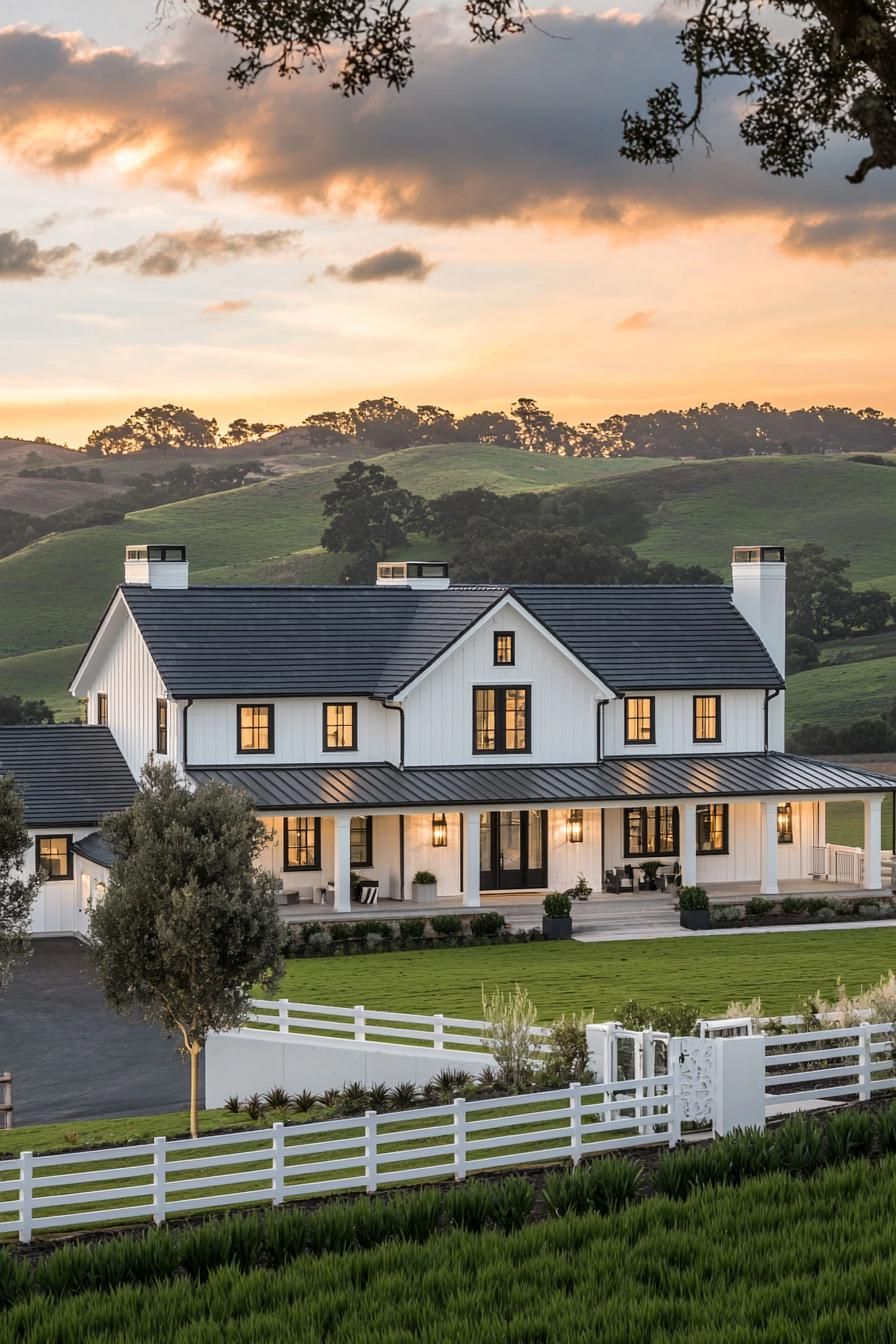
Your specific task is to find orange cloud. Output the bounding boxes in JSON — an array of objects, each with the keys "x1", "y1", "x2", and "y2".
[
  {"x1": 615, "y1": 309, "x2": 655, "y2": 332},
  {"x1": 202, "y1": 298, "x2": 252, "y2": 315}
]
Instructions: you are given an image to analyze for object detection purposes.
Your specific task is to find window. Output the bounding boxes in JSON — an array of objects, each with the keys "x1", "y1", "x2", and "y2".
[
  {"x1": 624, "y1": 807, "x2": 679, "y2": 858},
  {"x1": 156, "y1": 699, "x2": 168, "y2": 755},
  {"x1": 36, "y1": 835, "x2": 73, "y2": 881},
  {"x1": 283, "y1": 817, "x2": 321, "y2": 870},
  {"x1": 777, "y1": 802, "x2": 794, "y2": 844},
  {"x1": 473, "y1": 686, "x2": 530, "y2": 753},
  {"x1": 693, "y1": 695, "x2": 721, "y2": 743},
  {"x1": 351, "y1": 816, "x2": 373, "y2": 866},
  {"x1": 324, "y1": 703, "x2": 357, "y2": 751},
  {"x1": 96, "y1": 693, "x2": 108, "y2": 726},
  {"x1": 237, "y1": 704, "x2": 274, "y2": 753},
  {"x1": 696, "y1": 804, "x2": 729, "y2": 854},
  {"x1": 494, "y1": 631, "x2": 515, "y2": 666},
  {"x1": 625, "y1": 697, "x2": 655, "y2": 745}
]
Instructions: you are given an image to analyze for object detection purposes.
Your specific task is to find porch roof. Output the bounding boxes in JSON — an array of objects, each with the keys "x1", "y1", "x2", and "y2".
[{"x1": 187, "y1": 752, "x2": 895, "y2": 812}]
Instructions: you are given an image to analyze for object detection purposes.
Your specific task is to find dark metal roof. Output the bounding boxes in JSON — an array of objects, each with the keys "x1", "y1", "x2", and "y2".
[
  {"x1": 72, "y1": 831, "x2": 117, "y2": 869},
  {"x1": 0, "y1": 727, "x2": 136, "y2": 827},
  {"x1": 120, "y1": 581, "x2": 781, "y2": 698},
  {"x1": 187, "y1": 753, "x2": 894, "y2": 811}
]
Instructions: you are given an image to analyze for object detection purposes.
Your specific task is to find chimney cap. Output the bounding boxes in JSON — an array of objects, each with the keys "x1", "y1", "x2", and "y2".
[
  {"x1": 125, "y1": 543, "x2": 187, "y2": 563},
  {"x1": 376, "y1": 560, "x2": 450, "y2": 589},
  {"x1": 732, "y1": 545, "x2": 785, "y2": 565}
]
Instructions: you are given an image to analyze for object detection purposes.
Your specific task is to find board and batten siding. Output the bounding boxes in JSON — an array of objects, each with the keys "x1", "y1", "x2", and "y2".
[
  {"x1": 601, "y1": 689, "x2": 767, "y2": 757},
  {"x1": 83, "y1": 606, "x2": 175, "y2": 779},
  {"x1": 258, "y1": 814, "x2": 402, "y2": 902},
  {"x1": 187, "y1": 698, "x2": 399, "y2": 767},
  {"x1": 26, "y1": 827, "x2": 93, "y2": 936},
  {"x1": 401, "y1": 609, "x2": 603, "y2": 767}
]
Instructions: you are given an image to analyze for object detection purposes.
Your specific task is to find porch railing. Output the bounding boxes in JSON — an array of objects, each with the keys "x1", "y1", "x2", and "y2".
[{"x1": 809, "y1": 844, "x2": 865, "y2": 885}]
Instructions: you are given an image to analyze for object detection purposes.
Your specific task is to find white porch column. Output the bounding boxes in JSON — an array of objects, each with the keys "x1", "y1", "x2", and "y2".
[
  {"x1": 461, "y1": 808, "x2": 481, "y2": 908},
  {"x1": 761, "y1": 799, "x2": 779, "y2": 896},
  {"x1": 333, "y1": 813, "x2": 352, "y2": 913},
  {"x1": 818, "y1": 799, "x2": 827, "y2": 848},
  {"x1": 682, "y1": 803, "x2": 698, "y2": 887},
  {"x1": 864, "y1": 795, "x2": 883, "y2": 891}
]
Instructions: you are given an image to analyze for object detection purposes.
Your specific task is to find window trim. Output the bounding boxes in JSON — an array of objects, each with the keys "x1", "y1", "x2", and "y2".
[
  {"x1": 472, "y1": 685, "x2": 531, "y2": 755},
  {"x1": 693, "y1": 694, "x2": 722, "y2": 744},
  {"x1": 696, "y1": 803, "x2": 729, "y2": 855},
  {"x1": 36, "y1": 834, "x2": 73, "y2": 882},
  {"x1": 282, "y1": 816, "x2": 322, "y2": 871},
  {"x1": 236, "y1": 704, "x2": 275, "y2": 755},
  {"x1": 493, "y1": 631, "x2": 516, "y2": 666},
  {"x1": 322, "y1": 702, "x2": 358, "y2": 752},
  {"x1": 350, "y1": 815, "x2": 374, "y2": 867},
  {"x1": 96, "y1": 693, "x2": 108, "y2": 727},
  {"x1": 156, "y1": 698, "x2": 169, "y2": 755},
  {"x1": 624, "y1": 695, "x2": 656, "y2": 746},
  {"x1": 623, "y1": 806, "x2": 680, "y2": 859}
]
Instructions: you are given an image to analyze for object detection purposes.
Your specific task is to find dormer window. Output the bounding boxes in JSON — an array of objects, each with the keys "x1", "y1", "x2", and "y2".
[
  {"x1": 238, "y1": 704, "x2": 274, "y2": 753},
  {"x1": 494, "y1": 632, "x2": 515, "y2": 666},
  {"x1": 324, "y1": 703, "x2": 357, "y2": 751},
  {"x1": 625, "y1": 697, "x2": 655, "y2": 745}
]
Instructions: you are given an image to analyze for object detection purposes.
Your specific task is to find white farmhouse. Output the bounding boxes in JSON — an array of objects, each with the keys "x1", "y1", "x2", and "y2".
[{"x1": 3, "y1": 542, "x2": 893, "y2": 933}]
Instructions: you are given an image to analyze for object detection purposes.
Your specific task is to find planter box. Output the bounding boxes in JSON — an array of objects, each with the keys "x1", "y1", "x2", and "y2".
[
  {"x1": 680, "y1": 908, "x2": 711, "y2": 931},
  {"x1": 542, "y1": 915, "x2": 573, "y2": 940},
  {"x1": 411, "y1": 882, "x2": 438, "y2": 905}
]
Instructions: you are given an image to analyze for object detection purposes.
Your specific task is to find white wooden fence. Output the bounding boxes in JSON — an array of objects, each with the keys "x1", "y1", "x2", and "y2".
[
  {"x1": 764, "y1": 1021, "x2": 896, "y2": 1106},
  {"x1": 0, "y1": 1076, "x2": 674, "y2": 1244}
]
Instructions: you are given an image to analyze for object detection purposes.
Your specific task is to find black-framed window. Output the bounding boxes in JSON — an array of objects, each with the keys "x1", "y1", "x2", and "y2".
[
  {"x1": 323, "y1": 703, "x2": 357, "y2": 751},
  {"x1": 777, "y1": 802, "x2": 794, "y2": 844},
  {"x1": 473, "y1": 686, "x2": 530, "y2": 753},
  {"x1": 624, "y1": 806, "x2": 679, "y2": 858},
  {"x1": 494, "y1": 631, "x2": 515, "y2": 666},
  {"x1": 96, "y1": 693, "x2": 108, "y2": 726},
  {"x1": 283, "y1": 816, "x2": 321, "y2": 870},
  {"x1": 36, "y1": 834, "x2": 73, "y2": 881},
  {"x1": 237, "y1": 704, "x2": 274, "y2": 753},
  {"x1": 697, "y1": 803, "x2": 729, "y2": 854},
  {"x1": 351, "y1": 816, "x2": 373, "y2": 866},
  {"x1": 693, "y1": 695, "x2": 721, "y2": 743},
  {"x1": 156, "y1": 699, "x2": 168, "y2": 755},
  {"x1": 625, "y1": 696, "x2": 655, "y2": 745}
]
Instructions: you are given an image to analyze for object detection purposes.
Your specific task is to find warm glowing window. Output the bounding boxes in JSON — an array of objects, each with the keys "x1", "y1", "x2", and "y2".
[
  {"x1": 351, "y1": 816, "x2": 373, "y2": 866},
  {"x1": 283, "y1": 817, "x2": 320, "y2": 870},
  {"x1": 696, "y1": 804, "x2": 728, "y2": 853},
  {"x1": 625, "y1": 697, "x2": 655, "y2": 744},
  {"x1": 494, "y1": 632, "x2": 515, "y2": 665},
  {"x1": 36, "y1": 835, "x2": 73, "y2": 881},
  {"x1": 693, "y1": 695, "x2": 721, "y2": 743},
  {"x1": 156, "y1": 699, "x2": 168, "y2": 755},
  {"x1": 97, "y1": 693, "x2": 108, "y2": 726},
  {"x1": 624, "y1": 807, "x2": 679, "y2": 858},
  {"x1": 473, "y1": 686, "x2": 529, "y2": 752},
  {"x1": 238, "y1": 704, "x2": 273, "y2": 752},
  {"x1": 324, "y1": 703, "x2": 357, "y2": 751},
  {"x1": 777, "y1": 802, "x2": 794, "y2": 844}
]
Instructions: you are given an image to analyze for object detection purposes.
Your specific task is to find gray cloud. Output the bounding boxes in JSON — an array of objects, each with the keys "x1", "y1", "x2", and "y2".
[
  {"x1": 0, "y1": 229, "x2": 78, "y2": 279},
  {"x1": 326, "y1": 246, "x2": 435, "y2": 283},
  {"x1": 202, "y1": 297, "x2": 252, "y2": 314},
  {"x1": 780, "y1": 210, "x2": 896, "y2": 260},
  {"x1": 615, "y1": 309, "x2": 655, "y2": 332},
  {"x1": 92, "y1": 222, "x2": 301, "y2": 275}
]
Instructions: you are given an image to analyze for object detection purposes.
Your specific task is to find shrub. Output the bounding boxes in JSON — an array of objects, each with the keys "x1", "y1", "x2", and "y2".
[
  {"x1": 543, "y1": 891, "x2": 572, "y2": 919},
  {"x1": 431, "y1": 914, "x2": 463, "y2": 936},
  {"x1": 305, "y1": 1202, "x2": 357, "y2": 1255},
  {"x1": 583, "y1": 1157, "x2": 644, "y2": 1213},
  {"x1": 876, "y1": 1101, "x2": 896, "y2": 1153},
  {"x1": 262, "y1": 1208, "x2": 307, "y2": 1267},
  {"x1": 539, "y1": 1013, "x2": 593, "y2": 1087},
  {"x1": 306, "y1": 930, "x2": 333, "y2": 953},
  {"x1": 443, "y1": 1182, "x2": 495, "y2": 1231},
  {"x1": 543, "y1": 1168, "x2": 590, "y2": 1217},
  {"x1": 389, "y1": 1188, "x2": 442, "y2": 1242},
  {"x1": 857, "y1": 903, "x2": 884, "y2": 919},
  {"x1": 614, "y1": 998, "x2": 700, "y2": 1037},
  {"x1": 340, "y1": 1081, "x2": 369, "y2": 1115},
  {"x1": 825, "y1": 1109, "x2": 875, "y2": 1163},
  {"x1": 389, "y1": 1080, "x2": 419, "y2": 1109},
  {"x1": 242, "y1": 1093, "x2": 265, "y2": 1121},
  {"x1": 470, "y1": 911, "x2": 505, "y2": 936},
  {"x1": 290, "y1": 1089, "x2": 318, "y2": 1112},
  {"x1": 781, "y1": 896, "x2": 808, "y2": 914},
  {"x1": 301, "y1": 921, "x2": 324, "y2": 942},
  {"x1": 367, "y1": 1082, "x2": 391, "y2": 1110},
  {"x1": 481, "y1": 983, "x2": 537, "y2": 1090},
  {"x1": 399, "y1": 918, "x2": 426, "y2": 941},
  {"x1": 746, "y1": 897, "x2": 773, "y2": 919},
  {"x1": 365, "y1": 932, "x2": 385, "y2": 952},
  {"x1": 712, "y1": 905, "x2": 744, "y2": 924},
  {"x1": 492, "y1": 1176, "x2": 535, "y2": 1232},
  {"x1": 350, "y1": 920, "x2": 372, "y2": 940},
  {"x1": 654, "y1": 1150, "x2": 699, "y2": 1201},
  {"x1": 223, "y1": 1095, "x2": 241, "y2": 1113},
  {"x1": 262, "y1": 1086, "x2": 291, "y2": 1111},
  {"x1": 678, "y1": 885, "x2": 709, "y2": 911},
  {"x1": 329, "y1": 922, "x2": 352, "y2": 943},
  {"x1": 714, "y1": 1127, "x2": 775, "y2": 1184},
  {"x1": 774, "y1": 1114, "x2": 825, "y2": 1176},
  {"x1": 413, "y1": 870, "x2": 437, "y2": 885},
  {"x1": 812, "y1": 906, "x2": 839, "y2": 923},
  {"x1": 0, "y1": 1250, "x2": 30, "y2": 1309}
]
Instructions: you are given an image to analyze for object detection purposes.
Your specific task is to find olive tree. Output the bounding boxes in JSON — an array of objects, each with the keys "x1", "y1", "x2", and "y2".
[
  {"x1": 90, "y1": 760, "x2": 284, "y2": 1138},
  {"x1": 0, "y1": 774, "x2": 41, "y2": 993}
]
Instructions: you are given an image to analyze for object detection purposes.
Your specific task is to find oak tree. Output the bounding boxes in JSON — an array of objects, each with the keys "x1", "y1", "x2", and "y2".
[{"x1": 0, "y1": 775, "x2": 42, "y2": 993}]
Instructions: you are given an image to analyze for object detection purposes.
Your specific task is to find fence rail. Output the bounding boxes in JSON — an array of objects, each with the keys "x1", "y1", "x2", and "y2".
[
  {"x1": 0, "y1": 1077, "x2": 674, "y2": 1243},
  {"x1": 764, "y1": 1020, "x2": 896, "y2": 1105}
]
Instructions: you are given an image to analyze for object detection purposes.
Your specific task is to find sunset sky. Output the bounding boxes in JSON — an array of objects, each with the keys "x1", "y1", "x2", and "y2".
[{"x1": 2, "y1": 1, "x2": 896, "y2": 447}]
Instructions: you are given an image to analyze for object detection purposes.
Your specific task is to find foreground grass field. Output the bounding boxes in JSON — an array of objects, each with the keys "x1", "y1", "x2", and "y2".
[
  {"x1": 279, "y1": 926, "x2": 896, "y2": 1021},
  {"x1": 4, "y1": 1159, "x2": 896, "y2": 1341}
]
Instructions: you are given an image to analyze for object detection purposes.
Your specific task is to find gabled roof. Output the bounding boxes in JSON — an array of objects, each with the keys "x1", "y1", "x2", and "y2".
[
  {"x1": 0, "y1": 726, "x2": 136, "y2": 827},
  {"x1": 117, "y1": 581, "x2": 782, "y2": 699}
]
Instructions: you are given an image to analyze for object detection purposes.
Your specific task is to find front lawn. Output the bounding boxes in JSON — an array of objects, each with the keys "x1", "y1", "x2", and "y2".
[
  {"x1": 0, "y1": 1110, "x2": 251, "y2": 1158},
  {"x1": 277, "y1": 926, "x2": 896, "y2": 1021}
]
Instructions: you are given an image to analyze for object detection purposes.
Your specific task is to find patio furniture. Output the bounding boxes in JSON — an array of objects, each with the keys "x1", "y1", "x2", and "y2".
[
  {"x1": 664, "y1": 862, "x2": 682, "y2": 891},
  {"x1": 356, "y1": 880, "x2": 379, "y2": 905},
  {"x1": 604, "y1": 867, "x2": 635, "y2": 894}
]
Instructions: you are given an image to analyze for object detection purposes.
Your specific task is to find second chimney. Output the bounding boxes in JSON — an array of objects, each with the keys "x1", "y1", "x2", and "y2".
[{"x1": 124, "y1": 544, "x2": 189, "y2": 589}]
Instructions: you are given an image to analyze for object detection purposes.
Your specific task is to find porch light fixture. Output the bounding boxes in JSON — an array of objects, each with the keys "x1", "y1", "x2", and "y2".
[
  {"x1": 777, "y1": 802, "x2": 793, "y2": 844},
  {"x1": 567, "y1": 809, "x2": 584, "y2": 844},
  {"x1": 431, "y1": 813, "x2": 448, "y2": 847}
]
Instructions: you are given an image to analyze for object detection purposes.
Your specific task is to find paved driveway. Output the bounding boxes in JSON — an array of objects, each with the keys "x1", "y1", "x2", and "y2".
[{"x1": 0, "y1": 938, "x2": 196, "y2": 1126}]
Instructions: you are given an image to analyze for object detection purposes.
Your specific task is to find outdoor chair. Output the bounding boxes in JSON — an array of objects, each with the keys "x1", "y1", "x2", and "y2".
[
  {"x1": 356, "y1": 881, "x2": 379, "y2": 905},
  {"x1": 605, "y1": 867, "x2": 634, "y2": 894},
  {"x1": 664, "y1": 862, "x2": 682, "y2": 891}
]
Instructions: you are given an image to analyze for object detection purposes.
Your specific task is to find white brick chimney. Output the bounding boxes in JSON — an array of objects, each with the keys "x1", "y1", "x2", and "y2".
[
  {"x1": 124, "y1": 544, "x2": 189, "y2": 589},
  {"x1": 731, "y1": 545, "x2": 786, "y2": 749}
]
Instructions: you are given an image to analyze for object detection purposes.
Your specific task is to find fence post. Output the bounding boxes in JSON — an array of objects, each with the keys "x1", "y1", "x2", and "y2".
[
  {"x1": 272, "y1": 1122, "x2": 285, "y2": 1206},
  {"x1": 433, "y1": 1013, "x2": 444, "y2": 1051},
  {"x1": 569, "y1": 1082, "x2": 582, "y2": 1165},
  {"x1": 354, "y1": 1005, "x2": 366, "y2": 1043},
  {"x1": 18, "y1": 1151, "x2": 32, "y2": 1244},
  {"x1": 453, "y1": 1096, "x2": 467, "y2": 1182},
  {"x1": 364, "y1": 1110, "x2": 378, "y2": 1194},
  {"x1": 278, "y1": 998, "x2": 290, "y2": 1034},
  {"x1": 152, "y1": 1136, "x2": 167, "y2": 1226},
  {"x1": 858, "y1": 1023, "x2": 873, "y2": 1102},
  {"x1": 668, "y1": 1040, "x2": 682, "y2": 1147}
]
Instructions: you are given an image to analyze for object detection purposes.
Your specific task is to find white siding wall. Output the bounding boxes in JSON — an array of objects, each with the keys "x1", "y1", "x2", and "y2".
[
  {"x1": 602, "y1": 690, "x2": 766, "y2": 757},
  {"x1": 259, "y1": 814, "x2": 402, "y2": 902},
  {"x1": 188, "y1": 699, "x2": 398, "y2": 767},
  {"x1": 26, "y1": 828, "x2": 92, "y2": 936},
  {"x1": 402, "y1": 609, "x2": 602, "y2": 766},
  {"x1": 405, "y1": 812, "x2": 463, "y2": 899},
  {"x1": 547, "y1": 807, "x2": 602, "y2": 894},
  {"x1": 83, "y1": 606, "x2": 173, "y2": 779}
]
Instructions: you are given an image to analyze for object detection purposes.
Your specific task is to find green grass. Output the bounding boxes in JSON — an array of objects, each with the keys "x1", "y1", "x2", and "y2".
[
  {"x1": 0, "y1": 1109, "x2": 253, "y2": 1159},
  {"x1": 818, "y1": 628, "x2": 896, "y2": 667},
  {"x1": 788, "y1": 656, "x2": 896, "y2": 728},
  {"x1": 0, "y1": 644, "x2": 84, "y2": 720},
  {"x1": 277, "y1": 926, "x2": 896, "y2": 1022},
  {"x1": 826, "y1": 797, "x2": 895, "y2": 848}
]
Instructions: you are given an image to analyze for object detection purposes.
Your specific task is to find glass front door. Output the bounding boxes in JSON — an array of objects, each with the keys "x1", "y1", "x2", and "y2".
[{"x1": 480, "y1": 811, "x2": 548, "y2": 890}]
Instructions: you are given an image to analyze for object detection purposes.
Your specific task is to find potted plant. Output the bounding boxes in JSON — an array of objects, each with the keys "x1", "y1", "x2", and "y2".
[
  {"x1": 568, "y1": 873, "x2": 592, "y2": 902},
  {"x1": 639, "y1": 860, "x2": 662, "y2": 891},
  {"x1": 542, "y1": 890, "x2": 573, "y2": 940},
  {"x1": 678, "y1": 885, "x2": 711, "y2": 930},
  {"x1": 411, "y1": 869, "x2": 438, "y2": 905}
]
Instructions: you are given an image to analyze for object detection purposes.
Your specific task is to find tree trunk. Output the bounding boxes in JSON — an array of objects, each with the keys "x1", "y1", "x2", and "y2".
[{"x1": 189, "y1": 1042, "x2": 202, "y2": 1140}]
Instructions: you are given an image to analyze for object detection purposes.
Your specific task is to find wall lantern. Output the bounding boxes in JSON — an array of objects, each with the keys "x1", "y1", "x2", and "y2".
[
  {"x1": 776, "y1": 802, "x2": 793, "y2": 844},
  {"x1": 566, "y1": 809, "x2": 584, "y2": 844},
  {"x1": 431, "y1": 813, "x2": 448, "y2": 847}
]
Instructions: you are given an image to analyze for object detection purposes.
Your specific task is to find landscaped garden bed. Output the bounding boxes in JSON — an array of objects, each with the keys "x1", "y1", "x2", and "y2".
[
  {"x1": 283, "y1": 911, "x2": 541, "y2": 957},
  {"x1": 711, "y1": 893, "x2": 896, "y2": 929}
]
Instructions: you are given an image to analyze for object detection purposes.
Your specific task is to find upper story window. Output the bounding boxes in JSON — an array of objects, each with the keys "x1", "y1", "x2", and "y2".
[
  {"x1": 324, "y1": 703, "x2": 357, "y2": 751},
  {"x1": 697, "y1": 803, "x2": 728, "y2": 854},
  {"x1": 473, "y1": 686, "x2": 530, "y2": 753},
  {"x1": 351, "y1": 816, "x2": 373, "y2": 866},
  {"x1": 97, "y1": 693, "x2": 108, "y2": 726},
  {"x1": 494, "y1": 632, "x2": 515, "y2": 666},
  {"x1": 238, "y1": 704, "x2": 274, "y2": 753},
  {"x1": 156, "y1": 699, "x2": 168, "y2": 755},
  {"x1": 283, "y1": 816, "x2": 321, "y2": 870},
  {"x1": 777, "y1": 802, "x2": 794, "y2": 844},
  {"x1": 625, "y1": 696, "x2": 655, "y2": 745},
  {"x1": 624, "y1": 806, "x2": 678, "y2": 858},
  {"x1": 36, "y1": 835, "x2": 73, "y2": 881},
  {"x1": 693, "y1": 695, "x2": 721, "y2": 743}
]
